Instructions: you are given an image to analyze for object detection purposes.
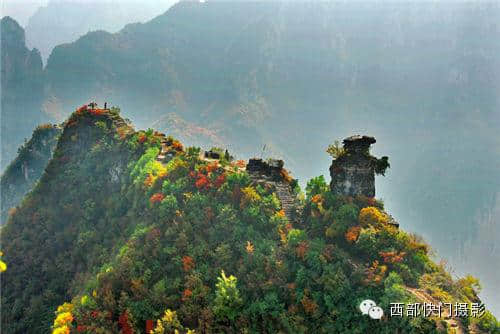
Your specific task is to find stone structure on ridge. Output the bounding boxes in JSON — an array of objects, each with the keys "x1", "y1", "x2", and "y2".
[{"x1": 329, "y1": 135, "x2": 389, "y2": 197}]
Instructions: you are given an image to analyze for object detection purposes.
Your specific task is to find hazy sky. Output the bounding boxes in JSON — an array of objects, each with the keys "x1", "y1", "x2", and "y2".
[
  {"x1": 1, "y1": 0, "x2": 48, "y2": 26},
  {"x1": 2, "y1": 0, "x2": 494, "y2": 26},
  {"x1": 1, "y1": 0, "x2": 177, "y2": 26}
]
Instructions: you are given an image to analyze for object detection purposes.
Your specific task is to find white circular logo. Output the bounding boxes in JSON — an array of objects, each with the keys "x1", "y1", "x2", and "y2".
[
  {"x1": 368, "y1": 306, "x2": 384, "y2": 320},
  {"x1": 359, "y1": 299, "x2": 376, "y2": 315}
]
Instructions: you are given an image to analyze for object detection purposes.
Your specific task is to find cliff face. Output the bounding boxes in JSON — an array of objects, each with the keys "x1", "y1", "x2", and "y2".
[
  {"x1": 1, "y1": 17, "x2": 45, "y2": 170},
  {"x1": 0, "y1": 124, "x2": 61, "y2": 225}
]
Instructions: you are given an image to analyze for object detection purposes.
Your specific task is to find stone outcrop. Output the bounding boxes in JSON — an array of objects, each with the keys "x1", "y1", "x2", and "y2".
[
  {"x1": 246, "y1": 158, "x2": 284, "y2": 179},
  {"x1": 329, "y1": 135, "x2": 389, "y2": 197},
  {"x1": 204, "y1": 150, "x2": 221, "y2": 159}
]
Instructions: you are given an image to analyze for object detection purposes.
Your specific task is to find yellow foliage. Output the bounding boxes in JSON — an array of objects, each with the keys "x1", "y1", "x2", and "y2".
[
  {"x1": 52, "y1": 326, "x2": 70, "y2": 334},
  {"x1": 54, "y1": 312, "x2": 73, "y2": 327},
  {"x1": 162, "y1": 309, "x2": 176, "y2": 324},
  {"x1": 240, "y1": 186, "x2": 261, "y2": 208},
  {"x1": 0, "y1": 251, "x2": 6, "y2": 273},
  {"x1": 359, "y1": 206, "x2": 388, "y2": 226},
  {"x1": 56, "y1": 303, "x2": 73, "y2": 314},
  {"x1": 52, "y1": 303, "x2": 73, "y2": 333},
  {"x1": 144, "y1": 161, "x2": 168, "y2": 187},
  {"x1": 151, "y1": 309, "x2": 195, "y2": 334},
  {"x1": 246, "y1": 241, "x2": 255, "y2": 254},
  {"x1": 80, "y1": 295, "x2": 89, "y2": 306},
  {"x1": 311, "y1": 194, "x2": 322, "y2": 204}
]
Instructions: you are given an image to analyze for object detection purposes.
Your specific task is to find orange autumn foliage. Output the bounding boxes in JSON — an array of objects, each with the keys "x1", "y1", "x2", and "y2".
[
  {"x1": 144, "y1": 174, "x2": 156, "y2": 188},
  {"x1": 311, "y1": 194, "x2": 322, "y2": 204},
  {"x1": 345, "y1": 226, "x2": 361, "y2": 243},
  {"x1": 280, "y1": 168, "x2": 293, "y2": 183},
  {"x1": 117, "y1": 127, "x2": 128, "y2": 140},
  {"x1": 149, "y1": 193, "x2": 165, "y2": 205},
  {"x1": 182, "y1": 256, "x2": 195, "y2": 272},
  {"x1": 172, "y1": 140, "x2": 184, "y2": 151},
  {"x1": 301, "y1": 294, "x2": 318, "y2": 314},
  {"x1": 137, "y1": 133, "x2": 147, "y2": 144},
  {"x1": 76, "y1": 104, "x2": 89, "y2": 114},
  {"x1": 246, "y1": 241, "x2": 255, "y2": 254},
  {"x1": 206, "y1": 162, "x2": 219, "y2": 173},
  {"x1": 234, "y1": 160, "x2": 246, "y2": 168},
  {"x1": 379, "y1": 250, "x2": 406, "y2": 264},
  {"x1": 89, "y1": 108, "x2": 107, "y2": 116},
  {"x1": 182, "y1": 288, "x2": 193, "y2": 301},
  {"x1": 364, "y1": 260, "x2": 387, "y2": 285}
]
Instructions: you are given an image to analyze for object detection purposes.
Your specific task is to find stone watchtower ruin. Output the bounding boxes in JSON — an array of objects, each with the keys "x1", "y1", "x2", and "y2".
[{"x1": 329, "y1": 135, "x2": 389, "y2": 197}]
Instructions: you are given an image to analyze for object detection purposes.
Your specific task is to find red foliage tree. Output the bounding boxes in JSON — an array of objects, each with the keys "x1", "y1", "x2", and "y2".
[
  {"x1": 149, "y1": 193, "x2": 165, "y2": 205},
  {"x1": 118, "y1": 312, "x2": 134, "y2": 334},
  {"x1": 145, "y1": 320, "x2": 154, "y2": 333},
  {"x1": 214, "y1": 174, "x2": 226, "y2": 188},
  {"x1": 195, "y1": 174, "x2": 210, "y2": 190},
  {"x1": 182, "y1": 256, "x2": 195, "y2": 272},
  {"x1": 182, "y1": 288, "x2": 193, "y2": 301}
]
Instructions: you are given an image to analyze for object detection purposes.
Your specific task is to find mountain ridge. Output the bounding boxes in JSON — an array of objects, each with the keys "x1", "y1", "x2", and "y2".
[
  {"x1": 1, "y1": 1, "x2": 499, "y2": 317},
  {"x1": 1, "y1": 106, "x2": 498, "y2": 333}
]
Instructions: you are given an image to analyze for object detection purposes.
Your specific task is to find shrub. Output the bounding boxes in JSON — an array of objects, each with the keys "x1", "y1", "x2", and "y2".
[
  {"x1": 359, "y1": 206, "x2": 388, "y2": 226},
  {"x1": 240, "y1": 186, "x2": 261, "y2": 208},
  {"x1": 306, "y1": 175, "x2": 328, "y2": 198},
  {"x1": 345, "y1": 226, "x2": 361, "y2": 243},
  {"x1": 182, "y1": 256, "x2": 195, "y2": 272},
  {"x1": 334, "y1": 204, "x2": 359, "y2": 225},
  {"x1": 287, "y1": 229, "x2": 306, "y2": 247},
  {"x1": 150, "y1": 193, "x2": 165, "y2": 205},
  {"x1": 158, "y1": 195, "x2": 178, "y2": 218},
  {"x1": 326, "y1": 140, "x2": 345, "y2": 159},
  {"x1": 213, "y1": 271, "x2": 243, "y2": 321}
]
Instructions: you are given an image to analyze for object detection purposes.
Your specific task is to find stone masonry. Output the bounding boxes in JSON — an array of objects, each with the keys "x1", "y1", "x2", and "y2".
[{"x1": 329, "y1": 135, "x2": 388, "y2": 197}]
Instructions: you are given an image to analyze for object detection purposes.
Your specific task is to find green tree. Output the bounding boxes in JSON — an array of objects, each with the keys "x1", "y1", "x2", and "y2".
[{"x1": 213, "y1": 270, "x2": 243, "y2": 321}]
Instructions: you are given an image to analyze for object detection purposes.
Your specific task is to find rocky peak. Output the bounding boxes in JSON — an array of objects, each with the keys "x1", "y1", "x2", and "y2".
[{"x1": 330, "y1": 135, "x2": 389, "y2": 197}]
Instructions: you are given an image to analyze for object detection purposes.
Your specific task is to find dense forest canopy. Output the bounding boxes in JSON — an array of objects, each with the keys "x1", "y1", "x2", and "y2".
[{"x1": 1, "y1": 107, "x2": 498, "y2": 333}]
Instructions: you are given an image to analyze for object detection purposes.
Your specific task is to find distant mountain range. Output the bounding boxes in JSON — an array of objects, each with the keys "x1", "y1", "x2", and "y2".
[
  {"x1": 24, "y1": 0, "x2": 177, "y2": 62},
  {"x1": 1, "y1": 17, "x2": 45, "y2": 170},
  {"x1": 1, "y1": 1, "x2": 499, "y2": 316}
]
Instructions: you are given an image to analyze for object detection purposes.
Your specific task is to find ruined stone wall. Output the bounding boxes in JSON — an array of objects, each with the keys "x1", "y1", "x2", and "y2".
[
  {"x1": 330, "y1": 154, "x2": 375, "y2": 197},
  {"x1": 329, "y1": 135, "x2": 387, "y2": 197}
]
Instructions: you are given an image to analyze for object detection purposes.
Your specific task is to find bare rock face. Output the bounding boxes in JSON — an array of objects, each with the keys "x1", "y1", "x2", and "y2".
[
  {"x1": 329, "y1": 135, "x2": 389, "y2": 197},
  {"x1": 246, "y1": 158, "x2": 284, "y2": 179}
]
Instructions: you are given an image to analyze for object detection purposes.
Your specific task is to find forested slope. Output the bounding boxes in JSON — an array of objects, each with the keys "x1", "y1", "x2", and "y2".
[
  {"x1": 0, "y1": 124, "x2": 60, "y2": 224},
  {"x1": 1, "y1": 107, "x2": 498, "y2": 333}
]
